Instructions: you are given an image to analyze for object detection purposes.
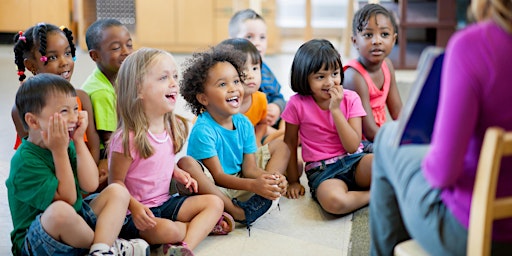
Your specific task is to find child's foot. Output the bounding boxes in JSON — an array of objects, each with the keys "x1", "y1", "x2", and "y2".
[
  {"x1": 113, "y1": 238, "x2": 150, "y2": 256},
  {"x1": 154, "y1": 242, "x2": 194, "y2": 256},
  {"x1": 232, "y1": 194, "x2": 276, "y2": 229},
  {"x1": 209, "y1": 212, "x2": 235, "y2": 235}
]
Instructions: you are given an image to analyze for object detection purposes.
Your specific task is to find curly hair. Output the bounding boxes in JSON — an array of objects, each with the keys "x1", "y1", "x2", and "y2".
[
  {"x1": 13, "y1": 23, "x2": 76, "y2": 82},
  {"x1": 179, "y1": 44, "x2": 246, "y2": 116}
]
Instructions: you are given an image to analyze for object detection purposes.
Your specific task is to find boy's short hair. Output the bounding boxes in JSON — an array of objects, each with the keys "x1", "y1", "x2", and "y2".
[
  {"x1": 290, "y1": 39, "x2": 343, "y2": 96},
  {"x1": 352, "y1": 3, "x2": 398, "y2": 35},
  {"x1": 85, "y1": 18, "x2": 124, "y2": 51},
  {"x1": 180, "y1": 45, "x2": 245, "y2": 116},
  {"x1": 218, "y1": 38, "x2": 262, "y2": 67},
  {"x1": 228, "y1": 9, "x2": 265, "y2": 38},
  {"x1": 16, "y1": 73, "x2": 76, "y2": 130}
]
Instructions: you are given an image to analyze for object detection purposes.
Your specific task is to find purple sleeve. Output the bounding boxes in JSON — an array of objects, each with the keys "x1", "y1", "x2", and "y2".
[{"x1": 421, "y1": 29, "x2": 482, "y2": 188}]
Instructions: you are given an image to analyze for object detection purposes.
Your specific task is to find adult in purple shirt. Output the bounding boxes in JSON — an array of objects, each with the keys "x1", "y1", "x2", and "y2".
[{"x1": 369, "y1": 0, "x2": 512, "y2": 255}]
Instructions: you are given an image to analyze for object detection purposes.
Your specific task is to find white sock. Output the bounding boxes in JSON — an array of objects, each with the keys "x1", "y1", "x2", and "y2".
[{"x1": 90, "y1": 243, "x2": 110, "y2": 253}]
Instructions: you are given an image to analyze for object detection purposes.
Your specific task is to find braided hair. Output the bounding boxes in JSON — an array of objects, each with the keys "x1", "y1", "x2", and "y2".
[{"x1": 13, "y1": 23, "x2": 76, "y2": 82}]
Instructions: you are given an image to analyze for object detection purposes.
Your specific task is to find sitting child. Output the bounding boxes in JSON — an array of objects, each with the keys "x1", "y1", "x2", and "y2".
[
  {"x1": 109, "y1": 48, "x2": 230, "y2": 255},
  {"x1": 178, "y1": 44, "x2": 288, "y2": 234},
  {"x1": 6, "y1": 73, "x2": 149, "y2": 256},
  {"x1": 343, "y1": 4, "x2": 402, "y2": 152},
  {"x1": 282, "y1": 39, "x2": 372, "y2": 215}
]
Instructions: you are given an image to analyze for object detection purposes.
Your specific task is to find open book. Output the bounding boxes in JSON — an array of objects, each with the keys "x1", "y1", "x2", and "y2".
[{"x1": 393, "y1": 46, "x2": 445, "y2": 146}]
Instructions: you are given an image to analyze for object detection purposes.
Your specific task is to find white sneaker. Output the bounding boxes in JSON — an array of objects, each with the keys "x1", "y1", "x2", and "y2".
[{"x1": 112, "y1": 238, "x2": 150, "y2": 256}]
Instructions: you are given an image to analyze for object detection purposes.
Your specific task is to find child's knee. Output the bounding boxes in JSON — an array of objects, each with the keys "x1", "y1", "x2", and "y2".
[
  {"x1": 102, "y1": 182, "x2": 130, "y2": 202},
  {"x1": 42, "y1": 201, "x2": 78, "y2": 227},
  {"x1": 177, "y1": 156, "x2": 200, "y2": 173}
]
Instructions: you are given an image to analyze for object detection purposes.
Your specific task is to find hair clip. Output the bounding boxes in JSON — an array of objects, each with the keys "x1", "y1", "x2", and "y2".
[
  {"x1": 59, "y1": 25, "x2": 66, "y2": 31},
  {"x1": 18, "y1": 31, "x2": 26, "y2": 42},
  {"x1": 72, "y1": 56, "x2": 77, "y2": 61},
  {"x1": 17, "y1": 70, "x2": 24, "y2": 76},
  {"x1": 40, "y1": 56, "x2": 47, "y2": 62},
  {"x1": 37, "y1": 22, "x2": 45, "y2": 26}
]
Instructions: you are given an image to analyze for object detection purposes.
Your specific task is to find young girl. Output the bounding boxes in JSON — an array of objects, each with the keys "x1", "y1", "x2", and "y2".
[
  {"x1": 108, "y1": 48, "x2": 230, "y2": 255},
  {"x1": 12, "y1": 23, "x2": 101, "y2": 165},
  {"x1": 343, "y1": 4, "x2": 402, "y2": 152},
  {"x1": 282, "y1": 39, "x2": 373, "y2": 215}
]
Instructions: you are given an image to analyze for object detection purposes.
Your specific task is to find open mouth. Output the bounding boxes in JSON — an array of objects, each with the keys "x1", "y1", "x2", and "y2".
[
  {"x1": 68, "y1": 127, "x2": 75, "y2": 139},
  {"x1": 60, "y1": 71, "x2": 71, "y2": 80},
  {"x1": 226, "y1": 96, "x2": 240, "y2": 107},
  {"x1": 165, "y1": 92, "x2": 177, "y2": 102}
]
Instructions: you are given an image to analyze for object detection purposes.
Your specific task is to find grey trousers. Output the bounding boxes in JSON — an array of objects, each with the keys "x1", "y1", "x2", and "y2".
[{"x1": 369, "y1": 121, "x2": 467, "y2": 256}]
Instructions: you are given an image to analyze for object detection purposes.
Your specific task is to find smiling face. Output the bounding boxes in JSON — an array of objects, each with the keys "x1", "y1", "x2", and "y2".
[
  {"x1": 33, "y1": 92, "x2": 79, "y2": 141},
  {"x1": 198, "y1": 62, "x2": 244, "y2": 120},
  {"x1": 139, "y1": 54, "x2": 179, "y2": 117},
  {"x1": 92, "y1": 25, "x2": 133, "y2": 78},
  {"x1": 352, "y1": 13, "x2": 397, "y2": 64},
  {"x1": 235, "y1": 19, "x2": 268, "y2": 57},
  {"x1": 25, "y1": 31, "x2": 74, "y2": 81},
  {"x1": 308, "y1": 64, "x2": 342, "y2": 103},
  {"x1": 242, "y1": 54, "x2": 262, "y2": 97}
]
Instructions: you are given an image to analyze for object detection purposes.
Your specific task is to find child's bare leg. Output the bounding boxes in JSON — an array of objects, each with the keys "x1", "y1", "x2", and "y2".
[
  {"x1": 89, "y1": 183, "x2": 131, "y2": 245},
  {"x1": 176, "y1": 194, "x2": 224, "y2": 249},
  {"x1": 355, "y1": 154, "x2": 373, "y2": 188},
  {"x1": 264, "y1": 140, "x2": 290, "y2": 175},
  {"x1": 177, "y1": 157, "x2": 245, "y2": 221},
  {"x1": 316, "y1": 180, "x2": 370, "y2": 215},
  {"x1": 40, "y1": 201, "x2": 94, "y2": 248},
  {"x1": 139, "y1": 218, "x2": 187, "y2": 245}
]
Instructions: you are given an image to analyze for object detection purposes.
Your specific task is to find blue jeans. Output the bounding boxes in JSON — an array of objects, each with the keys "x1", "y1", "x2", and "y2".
[
  {"x1": 120, "y1": 194, "x2": 188, "y2": 239},
  {"x1": 21, "y1": 197, "x2": 97, "y2": 256},
  {"x1": 306, "y1": 152, "x2": 366, "y2": 200},
  {"x1": 370, "y1": 121, "x2": 467, "y2": 255}
]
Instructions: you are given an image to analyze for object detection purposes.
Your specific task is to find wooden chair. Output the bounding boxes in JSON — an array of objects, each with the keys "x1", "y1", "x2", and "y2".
[{"x1": 394, "y1": 127, "x2": 512, "y2": 256}]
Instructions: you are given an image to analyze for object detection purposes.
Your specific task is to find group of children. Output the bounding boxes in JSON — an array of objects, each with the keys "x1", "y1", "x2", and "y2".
[{"x1": 7, "y1": 3, "x2": 401, "y2": 256}]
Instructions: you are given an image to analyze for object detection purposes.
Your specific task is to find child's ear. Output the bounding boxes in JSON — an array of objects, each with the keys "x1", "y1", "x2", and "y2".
[
  {"x1": 24, "y1": 58, "x2": 37, "y2": 75},
  {"x1": 196, "y1": 93, "x2": 208, "y2": 107},
  {"x1": 393, "y1": 33, "x2": 398, "y2": 44},
  {"x1": 351, "y1": 35, "x2": 357, "y2": 48},
  {"x1": 89, "y1": 49, "x2": 100, "y2": 62},
  {"x1": 24, "y1": 113, "x2": 40, "y2": 130}
]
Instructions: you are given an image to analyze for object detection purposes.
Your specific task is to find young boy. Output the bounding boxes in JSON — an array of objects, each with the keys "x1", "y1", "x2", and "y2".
[
  {"x1": 229, "y1": 9, "x2": 286, "y2": 132},
  {"x1": 178, "y1": 45, "x2": 288, "y2": 233},
  {"x1": 82, "y1": 18, "x2": 133, "y2": 157},
  {"x1": 6, "y1": 73, "x2": 149, "y2": 256}
]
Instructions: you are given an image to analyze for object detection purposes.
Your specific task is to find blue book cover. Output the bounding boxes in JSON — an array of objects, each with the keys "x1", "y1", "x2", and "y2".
[{"x1": 394, "y1": 47, "x2": 445, "y2": 146}]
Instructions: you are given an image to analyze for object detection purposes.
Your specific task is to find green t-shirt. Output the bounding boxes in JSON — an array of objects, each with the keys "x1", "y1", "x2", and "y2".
[
  {"x1": 5, "y1": 139, "x2": 82, "y2": 255},
  {"x1": 82, "y1": 67, "x2": 117, "y2": 136}
]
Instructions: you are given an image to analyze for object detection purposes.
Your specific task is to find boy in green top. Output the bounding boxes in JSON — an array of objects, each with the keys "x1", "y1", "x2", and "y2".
[
  {"x1": 6, "y1": 74, "x2": 148, "y2": 256},
  {"x1": 82, "y1": 19, "x2": 133, "y2": 153}
]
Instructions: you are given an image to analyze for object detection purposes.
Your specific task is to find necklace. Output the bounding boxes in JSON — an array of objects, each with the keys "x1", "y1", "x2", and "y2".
[{"x1": 147, "y1": 130, "x2": 170, "y2": 143}]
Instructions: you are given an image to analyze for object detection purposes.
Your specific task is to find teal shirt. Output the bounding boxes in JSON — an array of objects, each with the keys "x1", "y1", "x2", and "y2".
[
  {"x1": 6, "y1": 139, "x2": 82, "y2": 255},
  {"x1": 82, "y1": 67, "x2": 117, "y2": 135}
]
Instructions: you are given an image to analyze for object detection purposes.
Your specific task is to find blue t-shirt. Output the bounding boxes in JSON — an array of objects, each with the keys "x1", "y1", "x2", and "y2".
[{"x1": 187, "y1": 112, "x2": 257, "y2": 175}]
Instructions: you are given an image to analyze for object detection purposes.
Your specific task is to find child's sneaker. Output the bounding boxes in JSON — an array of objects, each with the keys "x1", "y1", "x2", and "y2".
[
  {"x1": 113, "y1": 238, "x2": 150, "y2": 256},
  {"x1": 232, "y1": 194, "x2": 274, "y2": 235},
  {"x1": 154, "y1": 242, "x2": 194, "y2": 256}
]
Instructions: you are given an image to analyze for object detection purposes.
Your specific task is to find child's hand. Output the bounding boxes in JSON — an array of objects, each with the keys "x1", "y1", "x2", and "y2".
[
  {"x1": 285, "y1": 182, "x2": 305, "y2": 199},
  {"x1": 42, "y1": 113, "x2": 69, "y2": 152},
  {"x1": 254, "y1": 173, "x2": 281, "y2": 200},
  {"x1": 131, "y1": 201, "x2": 157, "y2": 231},
  {"x1": 72, "y1": 110, "x2": 88, "y2": 142},
  {"x1": 273, "y1": 173, "x2": 288, "y2": 196},
  {"x1": 266, "y1": 103, "x2": 281, "y2": 126},
  {"x1": 328, "y1": 85, "x2": 344, "y2": 111},
  {"x1": 173, "y1": 169, "x2": 198, "y2": 193}
]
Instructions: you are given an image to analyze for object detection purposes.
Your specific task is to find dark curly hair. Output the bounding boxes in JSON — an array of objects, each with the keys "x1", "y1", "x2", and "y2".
[
  {"x1": 180, "y1": 44, "x2": 246, "y2": 116},
  {"x1": 352, "y1": 3, "x2": 398, "y2": 36},
  {"x1": 13, "y1": 23, "x2": 76, "y2": 82}
]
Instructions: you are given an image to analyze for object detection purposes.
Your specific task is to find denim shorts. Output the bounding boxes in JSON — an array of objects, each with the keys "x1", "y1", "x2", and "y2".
[
  {"x1": 120, "y1": 194, "x2": 188, "y2": 239},
  {"x1": 306, "y1": 152, "x2": 367, "y2": 200},
  {"x1": 21, "y1": 196, "x2": 98, "y2": 256}
]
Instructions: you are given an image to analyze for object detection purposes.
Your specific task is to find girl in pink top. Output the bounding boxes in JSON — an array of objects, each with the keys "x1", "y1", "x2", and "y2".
[
  {"x1": 282, "y1": 39, "x2": 373, "y2": 215},
  {"x1": 108, "y1": 48, "x2": 233, "y2": 255},
  {"x1": 344, "y1": 4, "x2": 402, "y2": 150}
]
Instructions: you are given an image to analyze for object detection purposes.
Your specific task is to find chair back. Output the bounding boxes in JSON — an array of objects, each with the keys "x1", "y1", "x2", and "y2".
[{"x1": 468, "y1": 127, "x2": 512, "y2": 256}]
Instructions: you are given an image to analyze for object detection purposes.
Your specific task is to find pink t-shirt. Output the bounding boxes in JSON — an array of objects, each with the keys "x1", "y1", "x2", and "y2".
[
  {"x1": 344, "y1": 59, "x2": 391, "y2": 127},
  {"x1": 109, "y1": 130, "x2": 174, "y2": 209},
  {"x1": 281, "y1": 90, "x2": 366, "y2": 163}
]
